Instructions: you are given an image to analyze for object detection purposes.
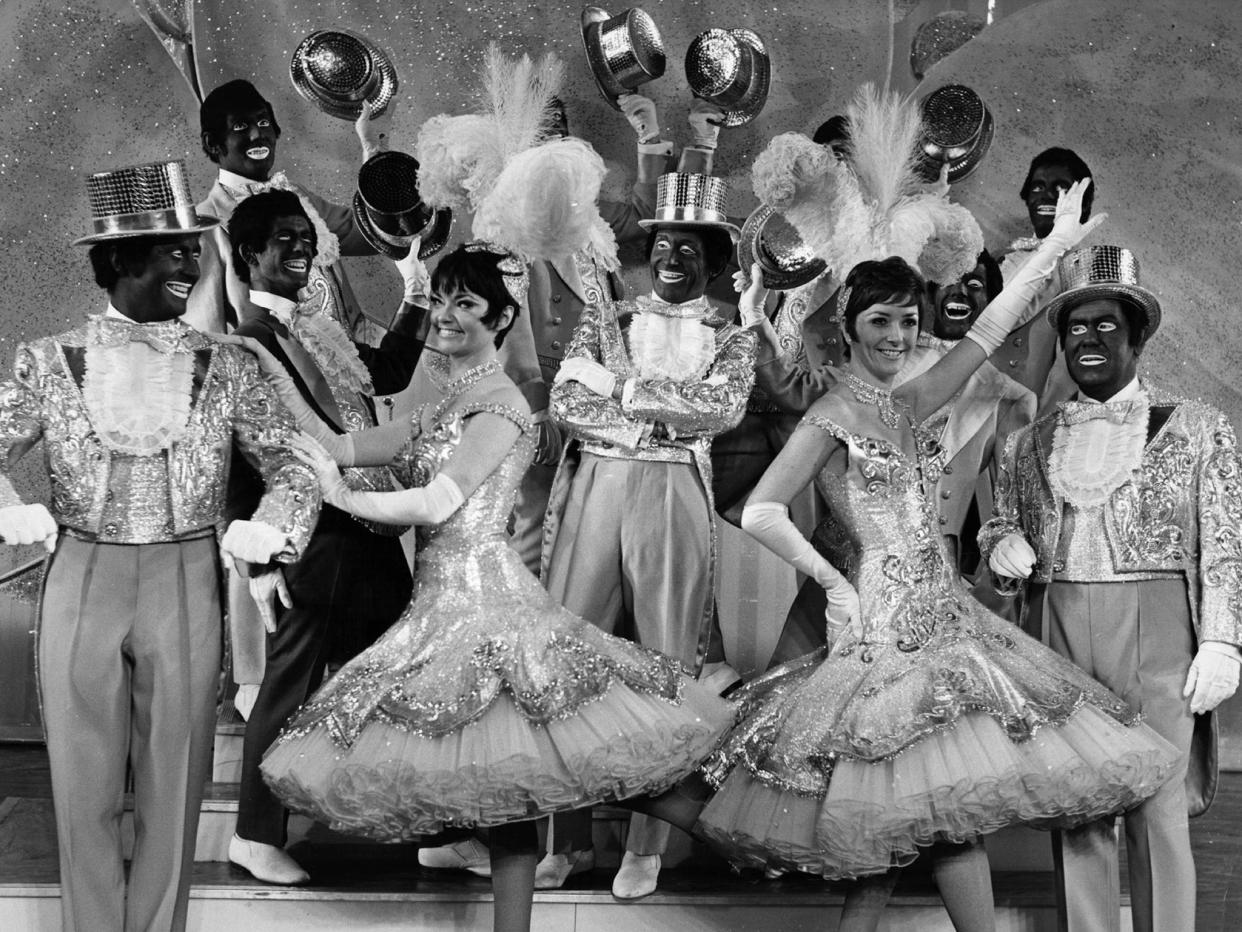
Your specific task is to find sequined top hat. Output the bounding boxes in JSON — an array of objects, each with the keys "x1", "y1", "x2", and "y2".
[
  {"x1": 737, "y1": 204, "x2": 827, "y2": 290},
  {"x1": 580, "y1": 6, "x2": 666, "y2": 110},
  {"x1": 919, "y1": 84, "x2": 994, "y2": 183},
  {"x1": 352, "y1": 151, "x2": 452, "y2": 261},
  {"x1": 1044, "y1": 245, "x2": 1162, "y2": 341},
  {"x1": 685, "y1": 28, "x2": 770, "y2": 128},
  {"x1": 73, "y1": 160, "x2": 219, "y2": 245},
  {"x1": 290, "y1": 29, "x2": 398, "y2": 121},
  {"x1": 639, "y1": 173, "x2": 741, "y2": 243}
]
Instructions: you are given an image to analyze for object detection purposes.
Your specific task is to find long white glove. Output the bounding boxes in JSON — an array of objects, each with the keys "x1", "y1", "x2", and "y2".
[
  {"x1": 248, "y1": 567, "x2": 292, "y2": 634},
  {"x1": 1184, "y1": 641, "x2": 1242, "y2": 714},
  {"x1": 619, "y1": 93, "x2": 660, "y2": 143},
  {"x1": 289, "y1": 432, "x2": 464, "y2": 525},
  {"x1": 0, "y1": 503, "x2": 58, "y2": 552},
  {"x1": 734, "y1": 261, "x2": 769, "y2": 328},
  {"x1": 355, "y1": 98, "x2": 396, "y2": 162},
  {"x1": 396, "y1": 236, "x2": 431, "y2": 304},
  {"x1": 554, "y1": 357, "x2": 618, "y2": 398},
  {"x1": 741, "y1": 501, "x2": 861, "y2": 643},
  {"x1": 221, "y1": 334, "x2": 356, "y2": 466},
  {"x1": 221, "y1": 519, "x2": 290, "y2": 564},
  {"x1": 966, "y1": 177, "x2": 1106, "y2": 354},
  {"x1": 687, "y1": 99, "x2": 725, "y2": 150},
  {"x1": 988, "y1": 533, "x2": 1037, "y2": 580}
]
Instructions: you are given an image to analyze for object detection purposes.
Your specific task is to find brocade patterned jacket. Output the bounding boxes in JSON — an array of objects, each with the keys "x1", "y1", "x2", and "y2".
[
  {"x1": 979, "y1": 383, "x2": 1242, "y2": 645},
  {"x1": 0, "y1": 319, "x2": 319, "y2": 553}
]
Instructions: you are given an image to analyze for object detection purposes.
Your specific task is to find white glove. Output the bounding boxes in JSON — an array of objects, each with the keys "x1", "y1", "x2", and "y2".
[
  {"x1": 824, "y1": 576, "x2": 863, "y2": 647},
  {"x1": 287, "y1": 432, "x2": 351, "y2": 507},
  {"x1": 734, "y1": 261, "x2": 769, "y2": 328},
  {"x1": 988, "y1": 533, "x2": 1036, "y2": 580},
  {"x1": 554, "y1": 357, "x2": 618, "y2": 398},
  {"x1": 355, "y1": 98, "x2": 397, "y2": 162},
  {"x1": 966, "y1": 178, "x2": 1104, "y2": 354},
  {"x1": 619, "y1": 93, "x2": 660, "y2": 143},
  {"x1": 220, "y1": 519, "x2": 290, "y2": 565},
  {"x1": 233, "y1": 683, "x2": 260, "y2": 722},
  {"x1": 248, "y1": 567, "x2": 292, "y2": 634},
  {"x1": 396, "y1": 237, "x2": 431, "y2": 303},
  {"x1": 1183, "y1": 641, "x2": 1241, "y2": 714},
  {"x1": 687, "y1": 98, "x2": 725, "y2": 150},
  {"x1": 0, "y1": 503, "x2": 58, "y2": 552}
]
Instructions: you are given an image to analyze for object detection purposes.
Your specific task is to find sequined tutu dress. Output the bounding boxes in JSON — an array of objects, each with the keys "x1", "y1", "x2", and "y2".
[
  {"x1": 261, "y1": 390, "x2": 734, "y2": 840},
  {"x1": 696, "y1": 410, "x2": 1178, "y2": 879}
]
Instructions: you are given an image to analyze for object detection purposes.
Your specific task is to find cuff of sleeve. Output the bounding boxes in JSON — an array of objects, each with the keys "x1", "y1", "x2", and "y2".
[
  {"x1": 639, "y1": 140, "x2": 675, "y2": 157},
  {"x1": 620, "y1": 377, "x2": 637, "y2": 411},
  {"x1": 1201, "y1": 641, "x2": 1242, "y2": 663}
]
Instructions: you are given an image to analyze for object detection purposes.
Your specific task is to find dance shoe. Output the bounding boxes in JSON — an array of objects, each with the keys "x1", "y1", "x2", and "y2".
[
  {"x1": 227, "y1": 834, "x2": 310, "y2": 885},
  {"x1": 533, "y1": 849, "x2": 595, "y2": 889},
  {"x1": 418, "y1": 837, "x2": 492, "y2": 877},
  {"x1": 612, "y1": 852, "x2": 661, "y2": 899}
]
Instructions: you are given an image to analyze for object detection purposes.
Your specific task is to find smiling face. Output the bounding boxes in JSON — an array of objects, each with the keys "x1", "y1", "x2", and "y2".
[
  {"x1": 847, "y1": 300, "x2": 920, "y2": 383},
  {"x1": 649, "y1": 228, "x2": 713, "y2": 304},
  {"x1": 242, "y1": 214, "x2": 316, "y2": 300},
  {"x1": 1024, "y1": 163, "x2": 1077, "y2": 238},
  {"x1": 429, "y1": 286, "x2": 513, "y2": 361},
  {"x1": 111, "y1": 234, "x2": 202, "y2": 322},
  {"x1": 929, "y1": 261, "x2": 990, "y2": 341},
  {"x1": 212, "y1": 105, "x2": 278, "y2": 181},
  {"x1": 1062, "y1": 298, "x2": 1142, "y2": 400}
]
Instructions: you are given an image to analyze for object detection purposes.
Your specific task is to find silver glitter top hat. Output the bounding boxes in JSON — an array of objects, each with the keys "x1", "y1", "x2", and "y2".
[
  {"x1": 920, "y1": 84, "x2": 994, "y2": 183},
  {"x1": 290, "y1": 29, "x2": 398, "y2": 121},
  {"x1": 352, "y1": 151, "x2": 451, "y2": 261},
  {"x1": 580, "y1": 6, "x2": 666, "y2": 110},
  {"x1": 737, "y1": 204, "x2": 827, "y2": 291},
  {"x1": 685, "y1": 28, "x2": 770, "y2": 128},
  {"x1": 1044, "y1": 245, "x2": 1162, "y2": 341},
  {"x1": 73, "y1": 159, "x2": 218, "y2": 245},
  {"x1": 639, "y1": 173, "x2": 741, "y2": 242}
]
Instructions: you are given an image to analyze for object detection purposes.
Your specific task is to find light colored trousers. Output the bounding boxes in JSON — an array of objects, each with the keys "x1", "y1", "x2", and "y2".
[
  {"x1": 40, "y1": 536, "x2": 220, "y2": 932},
  {"x1": 1045, "y1": 579, "x2": 1196, "y2": 932}
]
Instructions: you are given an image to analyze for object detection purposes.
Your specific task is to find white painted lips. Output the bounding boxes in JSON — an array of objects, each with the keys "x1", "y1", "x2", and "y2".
[
  {"x1": 282, "y1": 259, "x2": 308, "y2": 273},
  {"x1": 246, "y1": 146, "x2": 271, "y2": 161},
  {"x1": 165, "y1": 281, "x2": 191, "y2": 300},
  {"x1": 942, "y1": 300, "x2": 972, "y2": 320},
  {"x1": 1036, "y1": 205, "x2": 1057, "y2": 216},
  {"x1": 1077, "y1": 353, "x2": 1107, "y2": 367},
  {"x1": 657, "y1": 270, "x2": 686, "y2": 284}
]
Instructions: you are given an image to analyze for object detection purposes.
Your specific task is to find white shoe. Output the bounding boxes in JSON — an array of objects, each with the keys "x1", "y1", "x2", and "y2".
[
  {"x1": 227, "y1": 834, "x2": 310, "y2": 885},
  {"x1": 699, "y1": 661, "x2": 743, "y2": 696},
  {"x1": 533, "y1": 849, "x2": 595, "y2": 889},
  {"x1": 612, "y1": 852, "x2": 661, "y2": 899},
  {"x1": 418, "y1": 838, "x2": 492, "y2": 878}
]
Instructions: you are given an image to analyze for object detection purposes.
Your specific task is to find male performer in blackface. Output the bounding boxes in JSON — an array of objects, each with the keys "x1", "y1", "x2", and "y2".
[
  {"x1": 224, "y1": 189, "x2": 425, "y2": 885},
  {"x1": 980, "y1": 245, "x2": 1242, "y2": 932},
  {"x1": 0, "y1": 160, "x2": 320, "y2": 932}
]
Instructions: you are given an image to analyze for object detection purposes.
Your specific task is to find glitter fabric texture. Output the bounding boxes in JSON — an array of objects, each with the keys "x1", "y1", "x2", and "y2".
[
  {"x1": 262, "y1": 394, "x2": 734, "y2": 838},
  {"x1": 696, "y1": 408, "x2": 1177, "y2": 879}
]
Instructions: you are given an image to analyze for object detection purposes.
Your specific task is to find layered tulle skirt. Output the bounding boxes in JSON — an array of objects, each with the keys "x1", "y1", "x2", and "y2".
[
  {"x1": 261, "y1": 535, "x2": 734, "y2": 840},
  {"x1": 696, "y1": 596, "x2": 1179, "y2": 879}
]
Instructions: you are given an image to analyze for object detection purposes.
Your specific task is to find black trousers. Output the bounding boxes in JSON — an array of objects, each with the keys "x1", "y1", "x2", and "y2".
[{"x1": 235, "y1": 506, "x2": 413, "y2": 845}]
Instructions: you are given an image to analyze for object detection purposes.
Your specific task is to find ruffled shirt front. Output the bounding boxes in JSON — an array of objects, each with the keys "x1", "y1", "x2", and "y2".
[{"x1": 1048, "y1": 377, "x2": 1147, "y2": 508}]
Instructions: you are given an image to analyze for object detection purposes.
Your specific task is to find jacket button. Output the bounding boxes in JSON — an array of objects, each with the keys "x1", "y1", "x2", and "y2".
[
  {"x1": 383, "y1": 397, "x2": 393, "y2": 407},
  {"x1": 103, "y1": 523, "x2": 118, "y2": 537},
  {"x1": 942, "y1": 465, "x2": 953, "y2": 475},
  {"x1": 938, "y1": 516, "x2": 948, "y2": 525},
  {"x1": 549, "y1": 316, "x2": 562, "y2": 326},
  {"x1": 827, "y1": 338, "x2": 837, "y2": 346},
  {"x1": 1013, "y1": 337, "x2": 1024, "y2": 347},
  {"x1": 551, "y1": 340, "x2": 562, "y2": 351},
  {"x1": 1052, "y1": 560, "x2": 1065, "y2": 572},
  {"x1": 552, "y1": 294, "x2": 563, "y2": 303},
  {"x1": 940, "y1": 489, "x2": 951, "y2": 499}
]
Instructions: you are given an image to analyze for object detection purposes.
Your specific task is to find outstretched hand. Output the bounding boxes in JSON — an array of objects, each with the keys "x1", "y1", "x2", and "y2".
[
  {"x1": 734, "y1": 261, "x2": 769, "y2": 327},
  {"x1": 355, "y1": 98, "x2": 397, "y2": 162},
  {"x1": 217, "y1": 333, "x2": 287, "y2": 381},
  {"x1": 287, "y1": 432, "x2": 350, "y2": 503},
  {"x1": 1050, "y1": 177, "x2": 1107, "y2": 247}
]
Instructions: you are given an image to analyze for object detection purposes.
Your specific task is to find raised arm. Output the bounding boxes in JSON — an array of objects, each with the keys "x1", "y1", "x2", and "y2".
[{"x1": 896, "y1": 179, "x2": 1099, "y2": 423}]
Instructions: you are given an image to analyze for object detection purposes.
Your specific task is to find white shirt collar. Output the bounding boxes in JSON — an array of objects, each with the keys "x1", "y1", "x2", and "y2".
[
  {"x1": 104, "y1": 302, "x2": 130, "y2": 321},
  {"x1": 1078, "y1": 376, "x2": 1143, "y2": 404},
  {"x1": 218, "y1": 167, "x2": 273, "y2": 192},
  {"x1": 249, "y1": 290, "x2": 298, "y2": 316}
]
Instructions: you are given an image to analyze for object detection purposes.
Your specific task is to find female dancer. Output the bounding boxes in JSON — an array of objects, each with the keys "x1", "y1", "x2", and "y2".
[
  {"x1": 250, "y1": 244, "x2": 735, "y2": 932},
  {"x1": 629, "y1": 179, "x2": 1177, "y2": 931}
]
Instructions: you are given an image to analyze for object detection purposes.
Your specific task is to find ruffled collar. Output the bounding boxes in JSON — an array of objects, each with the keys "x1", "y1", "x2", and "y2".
[
  {"x1": 627, "y1": 294, "x2": 716, "y2": 382},
  {"x1": 251, "y1": 289, "x2": 374, "y2": 396}
]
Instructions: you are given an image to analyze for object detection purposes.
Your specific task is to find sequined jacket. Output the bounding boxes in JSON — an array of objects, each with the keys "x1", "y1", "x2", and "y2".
[
  {"x1": 979, "y1": 385, "x2": 1242, "y2": 646},
  {"x1": 0, "y1": 323, "x2": 319, "y2": 552}
]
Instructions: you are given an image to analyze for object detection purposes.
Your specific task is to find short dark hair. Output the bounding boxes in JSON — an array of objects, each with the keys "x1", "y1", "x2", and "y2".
[
  {"x1": 1020, "y1": 147, "x2": 1095, "y2": 219},
  {"x1": 431, "y1": 245, "x2": 521, "y2": 347},
  {"x1": 978, "y1": 248, "x2": 1003, "y2": 301},
  {"x1": 200, "y1": 79, "x2": 281, "y2": 163},
  {"x1": 841, "y1": 256, "x2": 924, "y2": 341},
  {"x1": 812, "y1": 115, "x2": 850, "y2": 149},
  {"x1": 88, "y1": 239, "x2": 160, "y2": 291},
  {"x1": 1056, "y1": 298, "x2": 1147, "y2": 349},
  {"x1": 644, "y1": 226, "x2": 735, "y2": 282},
  {"x1": 227, "y1": 191, "x2": 313, "y2": 284}
]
